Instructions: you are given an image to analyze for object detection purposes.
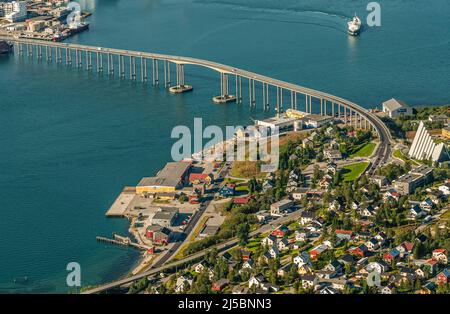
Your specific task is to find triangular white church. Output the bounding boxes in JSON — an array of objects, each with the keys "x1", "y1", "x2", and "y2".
[{"x1": 408, "y1": 121, "x2": 448, "y2": 162}]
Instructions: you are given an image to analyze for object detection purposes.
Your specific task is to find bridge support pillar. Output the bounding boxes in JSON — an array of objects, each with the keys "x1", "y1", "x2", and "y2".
[
  {"x1": 130, "y1": 56, "x2": 136, "y2": 80},
  {"x1": 27, "y1": 44, "x2": 32, "y2": 57},
  {"x1": 152, "y1": 59, "x2": 159, "y2": 85},
  {"x1": 169, "y1": 63, "x2": 192, "y2": 93},
  {"x1": 119, "y1": 55, "x2": 125, "y2": 79},
  {"x1": 213, "y1": 73, "x2": 236, "y2": 104},
  {"x1": 290, "y1": 91, "x2": 295, "y2": 109},
  {"x1": 57, "y1": 48, "x2": 62, "y2": 64},
  {"x1": 262, "y1": 82, "x2": 269, "y2": 110},
  {"x1": 86, "y1": 51, "x2": 91, "y2": 70},
  {"x1": 163, "y1": 60, "x2": 170, "y2": 87},
  {"x1": 108, "y1": 53, "x2": 114, "y2": 76},
  {"x1": 247, "y1": 79, "x2": 255, "y2": 107}
]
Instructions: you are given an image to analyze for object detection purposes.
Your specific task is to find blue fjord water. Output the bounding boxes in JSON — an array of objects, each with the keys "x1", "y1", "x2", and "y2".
[{"x1": 0, "y1": 0, "x2": 449, "y2": 293}]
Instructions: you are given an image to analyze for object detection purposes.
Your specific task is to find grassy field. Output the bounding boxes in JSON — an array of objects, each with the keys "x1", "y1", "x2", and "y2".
[
  {"x1": 230, "y1": 161, "x2": 264, "y2": 178},
  {"x1": 341, "y1": 162, "x2": 370, "y2": 182},
  {"x1": 393, "y1": 149, "x2": 421, "y2": 166},
  {"x1": 350, "y1": 142, "x2": 376, "y2": 158}
]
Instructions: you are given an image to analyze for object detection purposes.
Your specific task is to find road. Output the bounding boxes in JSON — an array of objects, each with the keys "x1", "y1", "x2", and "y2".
[
  {"x1": 81, "y1": 208, "x2": 302, "y2": 294},
  {"x1": 367, "y1": 116, "x2": 393, "y2": 174}
]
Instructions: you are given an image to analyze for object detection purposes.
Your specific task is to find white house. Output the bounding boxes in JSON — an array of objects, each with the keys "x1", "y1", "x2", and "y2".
[
  {"x1": 438, "y1": 185, "x2": 450, "y2": 195},
  {"x1": 294, "y1": 251, "x2": 311, "y2": 266},
  {"x1": 248, "y1": 274, "x2": 265, "y2": 289},
  {"x1": 175, "y1": 275, "x2": 193, "y2": 293},
  {"x1": 382, "y1": 98, "x2": 412, "y2": 118}
]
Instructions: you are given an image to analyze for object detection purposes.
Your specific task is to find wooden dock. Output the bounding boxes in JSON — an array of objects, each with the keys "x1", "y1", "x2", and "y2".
[{"x1": 96, "y1": 233, "x2": 153, "y2": 251}]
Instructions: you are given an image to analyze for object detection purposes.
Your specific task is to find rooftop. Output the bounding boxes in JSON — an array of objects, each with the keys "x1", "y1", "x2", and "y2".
[
  {"x1": 138, "y1": 161, "x2": 191, "y2": 188},
  {"x1": 382, "y1": 98, "x2": 409, "y2": 111},
  {"x1": 152, "y1": 207, "x2": 178, "y2": 221}
]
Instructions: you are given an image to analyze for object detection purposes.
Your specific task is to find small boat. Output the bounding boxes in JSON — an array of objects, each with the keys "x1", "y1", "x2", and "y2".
[{"x1": 348, "y1": 14, "x2": 362, "y2": 36}]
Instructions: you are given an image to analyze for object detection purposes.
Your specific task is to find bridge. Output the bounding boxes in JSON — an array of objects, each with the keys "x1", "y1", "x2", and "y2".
[{"x1": 1, "y1": 36, "x2": 391, "y2": 143}]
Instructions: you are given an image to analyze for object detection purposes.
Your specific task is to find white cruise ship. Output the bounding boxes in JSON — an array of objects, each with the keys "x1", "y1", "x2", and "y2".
[{"x1": 347, "y1": 14, "x2": 362, "y2": 36}]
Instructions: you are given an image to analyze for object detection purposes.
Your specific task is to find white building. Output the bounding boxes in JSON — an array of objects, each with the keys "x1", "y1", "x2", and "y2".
[
  {"x1": 4, "y1": 1, "x2": 27, "y2": 22},
  {"x1": 382, "y1": 98, "x2": 412, "y2": 118},
  {"x1": 408, "y1": 121, "x2": 448, "y2": 162}
]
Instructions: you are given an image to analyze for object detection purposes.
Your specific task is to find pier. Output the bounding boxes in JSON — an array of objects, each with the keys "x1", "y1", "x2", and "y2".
[{"x1": 97, "y1": 233, "x2": 152, "y2": 251}]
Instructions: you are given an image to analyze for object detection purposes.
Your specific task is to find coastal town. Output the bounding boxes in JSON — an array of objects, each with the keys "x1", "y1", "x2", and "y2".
[
  {"x1": 0, "y1": 0, "x2": 90, "y2": 42},
  {"x1": 97, "y1": 100, "x2": 450, "y2": 295}
]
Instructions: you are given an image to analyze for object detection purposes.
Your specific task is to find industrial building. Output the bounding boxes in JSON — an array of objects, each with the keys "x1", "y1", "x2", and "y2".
[
  {"x1": 303, "y1": 114, "x2": 334, "y2": 129},
  {"x1": 255, "y1": 116, "x2": 297, "y2": 133},
  {"x1": 393, "y1": 165, "x2": 434, "y2": 195},
  {"x1": 382, "y1": 98, "x2": 412, "y2": 118},
  {"x1": 150, "y1": 207, "x2": 179, "y2": 228},
  {"x1": 136, "y1": 161, "x2": 191, "y2": 194}
]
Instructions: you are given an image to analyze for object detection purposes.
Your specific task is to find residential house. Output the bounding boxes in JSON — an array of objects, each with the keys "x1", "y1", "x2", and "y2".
[
  {"x1": 268, "y1": 245, "x2": 280, "y2": 258},
  {"x1": 220, "y1": 184, "x2": 236, "y2": 197},
  {"x1": 424, "y1": 259, "x2": 439, "y2": 275},
  {"x1": 360, "y1": 205, "x2": 376, "y2": 217},
  {"x1": 380, "y1": 284, "x2": 396, "y2": 294},
  {"x1": 277, "y1": 238, "x2": 290, "y2": 251},
  {"x1": 298, "y1": 264, "x2": 313, "y2": 275},
  {"x1": 350, "y1": 244, "x2": 368, "y2": 258},
  {"x1": 277, "y1": 263, "x2": 294, "y2": 277},
  {"x1": 432, "y1": 249, "x2": 448, "y2": 264},
  {"x1": 294, "y1": 251, "x2": 311, "y2": 266},
  {"x1": 320, "y1": 287, "x2": 339, "y2": 294},
  {"x1": 338, "y1": 254, "x2": 355, "y2": 266},
  {"x1": 438, "y1": 184, "x2": 450, "y2": 195},
  {"x1": 241, "y1": 259, "x2": 254, "y2": 272},
  {"x1": 194, "y1": 262, "x2": 206, "y2": 274},
  {"x1": 329, "y1": 200, "x2": 343, "y2": 212},
  {"x1": 248, "y1": 274, "x2": 265, "y2": 289},
  {"x1": 384, "y1": 189, "x2": 400, "y2": 201},
  {"x1": 271, "y1": 224, "x2": 289, "y2": 238},
  {"x1": 212, "y1": 279, "x2": 230, "y2": 292},
  {"x1": 300, "y1": 211, "x2": 316, "y2": 225},
  {"x1": 175, "y1": 274, "x2": 193, "y2": 293},
  {"x1": 335, "y1": 229, "x2": 353, "y2": 241},
  {"x1": 366, "y1": 238, "x2": 380, "y2": 251},
  {"x1": 318, "y1": 260, "x2": 343, "y2": 279},
  {"x1": 420, "y1": 198, "x2": 434, "y2": 212},
  {"x1": 436, "y1": 269, "x2": 450, "y2": 285},
  {"x1": 295, "y1": 228, "x2": 310, "y2": 242},
  {"x1": 366, "y1": 261, "x2": 390, "y2": 274},
  {"x1": 261, "y1": 235, "x2": 277, "y2": 247},
  {"x1": 301, "y1": 274, "x2": 318, "y2": 290},
  {"x1": 241, "y1": 250, "x2": 252, "y2": 261},
  {"x1": 310, "y1": 243, "x2": 330, "y2": 260},
  {"x1": 383, "y1": 249, "x2": 400, "y2": 263},
  {"x1": 410, "y1": 204, "x2": 425, "y2": 218}
]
